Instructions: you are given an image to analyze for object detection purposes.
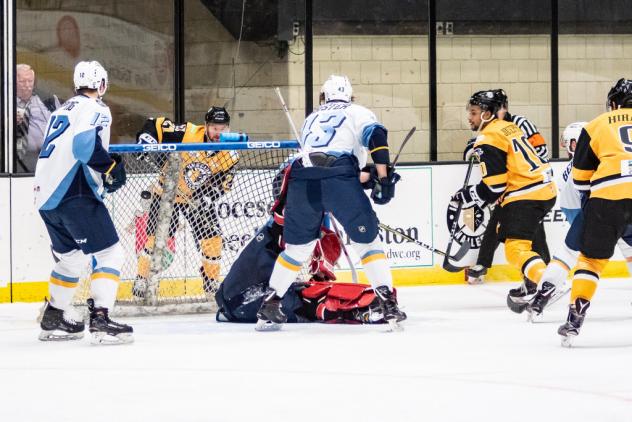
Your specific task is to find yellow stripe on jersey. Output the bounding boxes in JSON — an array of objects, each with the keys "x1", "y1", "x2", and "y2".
[{"x1": 572, "y1": 167, "x2": 594, "y2": 184}]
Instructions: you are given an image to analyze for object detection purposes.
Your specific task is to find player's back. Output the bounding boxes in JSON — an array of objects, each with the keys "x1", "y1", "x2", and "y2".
[
  {"x1": 575, "y1": 109, "x2": 632, "y2": 200},
  {"x1": 300, "y1": 102, "x2": 380, "y2": 168},
  {"x1": 477, "y1": 118, "x2": 555, "y2": 205},
  {"x1": 34, "y1": 95, "x2": 112, "y2": 210}
]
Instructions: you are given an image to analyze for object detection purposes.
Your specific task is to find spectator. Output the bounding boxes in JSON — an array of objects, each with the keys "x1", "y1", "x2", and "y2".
[{"x1": 15, "y1": 64, "x2": 61, "y2": 172}]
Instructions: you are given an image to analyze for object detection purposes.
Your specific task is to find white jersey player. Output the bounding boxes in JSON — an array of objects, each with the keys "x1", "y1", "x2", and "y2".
[
  {"x1": 527, "y1": 122, "x2": 632, "y2": 317},
  {"x1": 254, "y1": 74, "x2": 406, "y2": 331},
  {"x1": 35, "y1": 61, "x2": 133, "y2": 344}
]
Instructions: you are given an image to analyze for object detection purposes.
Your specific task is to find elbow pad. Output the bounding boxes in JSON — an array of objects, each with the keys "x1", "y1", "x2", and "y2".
[{"x1": 368, "y1": 126, "x2": 390, "y2": 165}]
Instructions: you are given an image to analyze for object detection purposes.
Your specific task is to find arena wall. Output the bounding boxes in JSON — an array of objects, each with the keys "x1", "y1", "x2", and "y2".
[{"x1": 1, "y1": 160, "x2": 628, "y2": 303}]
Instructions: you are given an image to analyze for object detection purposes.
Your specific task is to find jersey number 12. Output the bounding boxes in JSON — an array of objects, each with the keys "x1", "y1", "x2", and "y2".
[{"x1": 39, "y1": 115, "x2": 70, "y2": 158}]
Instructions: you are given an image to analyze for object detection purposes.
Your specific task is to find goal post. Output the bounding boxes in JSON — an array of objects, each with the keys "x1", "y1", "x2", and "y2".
[{"x1": 72, "y1": 140, "x2": 300, "y2": 316}]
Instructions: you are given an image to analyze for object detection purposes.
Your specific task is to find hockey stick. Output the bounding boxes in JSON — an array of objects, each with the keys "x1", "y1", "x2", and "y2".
[
  {"x1": 274, "y1": 87, "x2": 359, "y2": 283},
  {"x1": 442, "y1": 154, "x2": 478, "y2": 273},
  {"x1": 379, "y1": 222, "x2": 470, "y2": 260},
  {"x1": 391, "y1": 127, "x2": 416, "y2": 168}
]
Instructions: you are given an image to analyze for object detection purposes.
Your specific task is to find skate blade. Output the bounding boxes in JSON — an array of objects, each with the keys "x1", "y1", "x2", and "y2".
[
  {"x1": 526, "y1": 309, "x2": 543, "y2": 323},
  {"x1": 467, "y1": 277, "x2": 485, "y2": 285},
  {"x1": 90, "y1": 332, "x2": 134, "y2": 345},
  {"x1": 38, "y1": 330, "x2": 84, "y2": 342},
  {"x1": 255, "y1": 319, "x2": 282, "y2": 332},
  {"x1": 386, "y1": 319, "x2": 404, "y2": 332},
  {"x1": 560, "y1": 333, "x2": 576, "y2": 348}
]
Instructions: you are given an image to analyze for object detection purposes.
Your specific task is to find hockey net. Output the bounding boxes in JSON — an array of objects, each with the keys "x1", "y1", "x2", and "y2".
[{"x1": 72, "y1": 141, "x2": 299, "y2": 315}]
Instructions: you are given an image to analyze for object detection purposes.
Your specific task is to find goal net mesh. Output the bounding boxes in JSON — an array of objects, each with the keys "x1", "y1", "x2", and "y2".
[{"x1": 72, "y1": 142, "x2": 299, "y2": 315}]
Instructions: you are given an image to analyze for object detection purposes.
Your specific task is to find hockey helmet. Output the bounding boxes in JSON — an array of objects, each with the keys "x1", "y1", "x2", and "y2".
[
  {"x1": 320, "y1": 74, "x2": 352, "y2": 103},
  {"x1": 492, "y1": 89, "x2": 508, "y2": 108},
  {"x1": 560, "y1": 121, "x2": 586, "y2": 155},
  {"x1": 607, "y1": 78, "x2": 632, "y2": 110},
  {"x1": 73, "y1": 61, "x2": 108, "y2": 97},
  {"x1": 467, "y1": 90, "x2": 504, "y2": 116},
  {"x1": 205, "y1": 106, "x2": 230, "y2": 125}
]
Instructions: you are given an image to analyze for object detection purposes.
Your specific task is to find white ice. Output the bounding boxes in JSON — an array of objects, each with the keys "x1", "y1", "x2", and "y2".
[{"x1": 2, "y1": 279, "x2": 632, "y2": 422}]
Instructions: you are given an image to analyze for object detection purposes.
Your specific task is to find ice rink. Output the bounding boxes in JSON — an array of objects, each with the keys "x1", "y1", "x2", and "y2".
[{"x1": 2, "y1": 279, "x2": 632, "y2": 422}]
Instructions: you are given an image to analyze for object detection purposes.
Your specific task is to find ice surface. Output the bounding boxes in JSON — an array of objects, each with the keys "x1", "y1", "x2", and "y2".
[{"x1": 2, "y1": 280, "x2": 632, "y2": 422}]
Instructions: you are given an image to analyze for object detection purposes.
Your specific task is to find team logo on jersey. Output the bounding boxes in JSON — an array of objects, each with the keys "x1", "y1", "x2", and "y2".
[
  {"x1": 256, "y1": 233, "x2": 265, "y2": 242},
  {"x1": 184, "y1": 162, "x2": 212, "y2": 189},
  {"x1": 358, "y1": 226, "x2": 366, "y2": 233},
  {"x1": 446, "y1": 202, "x2": 491, "y2": 249}
]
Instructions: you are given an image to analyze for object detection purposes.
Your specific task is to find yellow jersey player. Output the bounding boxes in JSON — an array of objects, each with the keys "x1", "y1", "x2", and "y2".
[
  {"x1": 558, "y1": 79, "x2": 632, "y2": 346},
  {"x1": 452, "y1": 90, "x2": 557, "y2": 312},
  {"x1": 133, "y1": 107, "x2": 239, "y2": 299}
]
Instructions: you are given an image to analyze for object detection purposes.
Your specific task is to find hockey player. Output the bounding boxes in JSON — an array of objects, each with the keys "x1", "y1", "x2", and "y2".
[
  {"x1": 558, "y1": 79, "x2": 632, "y2": 345},
  {"x1": 133, "y1": 107, "x2": 238, "y2": 298},
  {"x1": 254, "y1": 74, "x2": 405, "y2": 331},
  {"x1": 464, "y1": 89, "x2": 550, "y2": 284},
  {"x1": 35, "y1": 61, "x2": 132, "y2": 344},
  {"x1": 453, "y1": 90, "x2": 556, "y2": 311},
  {"x1": 525, "y1": 122, "x2": 586, "y2": 315},
  {"x1": 216, "y1": 163, "x2": 389, "y2": 324}
]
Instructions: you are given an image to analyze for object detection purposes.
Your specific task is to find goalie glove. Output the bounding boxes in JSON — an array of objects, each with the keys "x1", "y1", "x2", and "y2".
[
  {"x1": 451, "y1": 184, "x2": 486, "y2": 208},
  {"x1": 103, "y1": 153, "x2": 127, "y2": 193},
  {"x1": 371, "y1": 167, "x2": 401, "y2": 205}
]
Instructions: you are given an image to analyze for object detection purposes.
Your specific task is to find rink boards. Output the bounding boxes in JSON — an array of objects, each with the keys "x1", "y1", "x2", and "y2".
[{"x1": 0, "y1": 160, "x2": 628, "y2": 302}]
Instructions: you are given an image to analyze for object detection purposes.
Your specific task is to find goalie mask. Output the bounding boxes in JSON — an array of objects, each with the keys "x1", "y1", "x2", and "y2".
[
  {"x1": 320, "y1": 74, "x2": 352, "y2": 103},
  {"x1": 73, "y1": 60, "x2": 108, "y2": 97}
]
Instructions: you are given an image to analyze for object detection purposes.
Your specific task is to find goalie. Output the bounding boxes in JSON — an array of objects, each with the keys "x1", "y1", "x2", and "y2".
[
  {"x1": 215, "y1": 163, "x2": 393, "y2": 324},
  {"x1": 133, "y1": 107, "x2": 239, "y2": 298}
]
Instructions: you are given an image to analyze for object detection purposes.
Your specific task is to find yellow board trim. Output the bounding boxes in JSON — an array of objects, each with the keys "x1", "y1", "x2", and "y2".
[{"x1": 2, "y1": 261, "x2": 630, "y2": 303}]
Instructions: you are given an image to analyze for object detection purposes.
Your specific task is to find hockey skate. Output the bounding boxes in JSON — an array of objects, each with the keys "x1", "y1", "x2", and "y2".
[
  {"x1": 506, "y1": 278, "x2": 537, "y2": 314},
  {"x1": 467, "y1": 265, "x2": 487, "y2": 285},
  {"x1": 255, "y1": 290, "x2": 287, "y2": 332},
  {"x1": 526, "y1": 281, "x2": 556, "y2": 321},
  {"x1": 558, "y1": 298, "x2": 590, "y2": 347},
  {"x1": 375, "y1": 286, "x2": 407, "y2": 331},
  {"x1": 38, "y1": 299, "x2": 85, "y2": 341},
  {"x1": 87, "y1": 299, "x2": 134, "y2": 345}
]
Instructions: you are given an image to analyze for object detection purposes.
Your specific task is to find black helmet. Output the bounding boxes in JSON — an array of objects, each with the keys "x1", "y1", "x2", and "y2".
[
  {"x1": 492, "y1": 89, "x2": 508, "y2": 108},
  {"x1": 205, "y1": 106, "x2": 230, "y2": 124},
  {"x1": 468, "y1": 90, "x2": 504, "y2": 116},
  {"x1": 607, "y1": 78, "x2": 632, "y2": 109}
]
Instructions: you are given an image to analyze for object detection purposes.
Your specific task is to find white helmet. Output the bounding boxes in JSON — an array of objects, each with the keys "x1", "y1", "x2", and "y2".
[
  {"x1": 560, "y1": 121, "x2": 587, "y2": 155},
  {"x1": 320, "y1": 74, "x2": 352, "y2": 103},
  {"x1": 73, "y1": 60, "x2": 108, "y2": 97}
]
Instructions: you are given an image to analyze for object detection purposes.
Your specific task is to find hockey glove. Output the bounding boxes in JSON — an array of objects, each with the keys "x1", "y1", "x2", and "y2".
[
  {"x1": 463, "y1": 137, "x2": 476, "y2": 161},
  {"x1": 360, "y1": 165, "x2": 378, "y2": 190},
  {"x1": 103, "y1": 153, "x2": 127, "y2": 193},
  {"x1": 451, "y1": 185, "x2": 486, "y2": 208},
  {"x1": 371, "y1": 169, "x2": 401, "y2": 205}
]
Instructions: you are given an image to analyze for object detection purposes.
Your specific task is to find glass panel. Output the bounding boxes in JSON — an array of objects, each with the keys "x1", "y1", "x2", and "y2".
[
  {"x1": 15, "y1": 1, "x2": 175, "y2": 172},
  {"x1": 437, "y1": 1, "x2": 551, "y2": 161},
  {"x1": 184, "y1": 0, "x2": 303, "y2": 140},
  {"x1": 313, "y1": 0, "x2": 429, "y2": 163},
  {"x1": 558, "y1": 0, "x2": 632, "y2": 158}
]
